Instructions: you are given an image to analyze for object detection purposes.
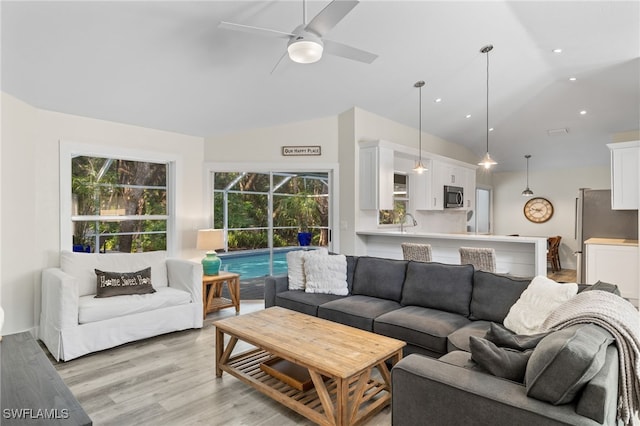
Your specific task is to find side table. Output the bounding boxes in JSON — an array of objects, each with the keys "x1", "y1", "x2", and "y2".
[{"x1": 203, "y1": 271, "x2": 240, "y2": 318}]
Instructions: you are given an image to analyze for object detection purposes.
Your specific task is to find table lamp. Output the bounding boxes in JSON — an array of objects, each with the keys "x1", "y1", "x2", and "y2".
[{"x1": 196, "y1": 229, "x2": 224, "y2": 275}]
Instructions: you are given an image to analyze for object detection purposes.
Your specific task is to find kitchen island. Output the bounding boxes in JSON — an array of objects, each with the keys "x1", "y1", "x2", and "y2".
[{"x1": 356, "y1": 231, "x2": 547, "y2": 277}]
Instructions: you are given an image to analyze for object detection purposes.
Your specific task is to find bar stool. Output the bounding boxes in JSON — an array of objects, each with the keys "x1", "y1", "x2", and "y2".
[
  {"x1": 401, "y1": 243, "x2": 432, "y2": 262},
  {"x1": 547, "y1": 236, "x2": 562, "y2": 272},
  {"x1": 459, "y1": 247, "x2": 496, "y2": 273}
]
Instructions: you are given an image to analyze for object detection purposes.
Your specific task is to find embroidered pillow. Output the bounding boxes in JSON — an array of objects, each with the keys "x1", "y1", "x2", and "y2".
[
  {"x1": 304, "y1": 254, "x2": 348, "y2": 296},
  {"x1": 503, "y1": 276, "x2": 577, "y2": 335},
  {"x1": 94, "y1": 267, "x2": 155, "y2": 298}
]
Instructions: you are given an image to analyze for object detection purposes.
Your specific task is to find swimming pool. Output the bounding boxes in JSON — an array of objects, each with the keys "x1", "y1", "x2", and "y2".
[{"x1": 218, "y1": 248, "x2": 308, "y2": 279}]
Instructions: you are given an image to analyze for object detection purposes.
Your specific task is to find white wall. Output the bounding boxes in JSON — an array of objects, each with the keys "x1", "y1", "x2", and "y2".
[
  {"x1": 1, "y1": 92, "x2": 205, "y2": 335},
  {"x1": 492, "y1": 166, "x2": 610, "y2": 271}
]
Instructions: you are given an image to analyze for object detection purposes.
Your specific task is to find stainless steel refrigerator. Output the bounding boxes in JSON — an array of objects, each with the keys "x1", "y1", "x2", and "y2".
[{"x1": 575, "y1": 188, "x2": 638, "y2": 282}]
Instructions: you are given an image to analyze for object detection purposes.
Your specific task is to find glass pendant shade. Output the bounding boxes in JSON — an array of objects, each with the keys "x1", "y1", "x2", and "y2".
[
  {"x1": 478, "y1": 152, "x2": 497, "y2": 169},
  {"x1": 413, "y1": 160, "x2": 427, "y2": 174}
]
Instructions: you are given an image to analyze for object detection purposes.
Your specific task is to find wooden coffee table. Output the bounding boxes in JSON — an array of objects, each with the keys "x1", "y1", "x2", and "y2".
[{"x1": 214, "y1": 307, "x2": 405, "y2": 426}]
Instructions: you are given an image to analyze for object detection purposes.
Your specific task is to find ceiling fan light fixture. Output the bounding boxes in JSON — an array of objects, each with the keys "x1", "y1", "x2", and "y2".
[{"x1": 287, "y1": 39, "x2": 323, "y2": 64}]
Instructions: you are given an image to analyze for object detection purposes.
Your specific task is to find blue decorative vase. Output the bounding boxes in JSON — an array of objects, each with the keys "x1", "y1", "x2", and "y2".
[
  {"x1": 202, "y1": 252, "x2": 222, "y2": 275},
  {"x1": 297, "y1": 232, "x2": 312, "y2": 246}
]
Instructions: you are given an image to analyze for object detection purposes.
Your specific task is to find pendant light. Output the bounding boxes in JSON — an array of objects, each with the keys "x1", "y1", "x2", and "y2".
[
  {"x1": 413, "y1": 80, "x2": 427, "y2": 174},
  {"x1": 522, "y1": 154, "x2": 534, "y2": 196},
  {"x1": 478, "y1": 45, "x2": 497, "y2": 169}
]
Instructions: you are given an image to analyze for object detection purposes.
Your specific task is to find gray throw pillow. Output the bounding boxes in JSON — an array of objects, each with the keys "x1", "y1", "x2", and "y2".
[
  {"x1": 583, "y1": 280, "x2": 621, "y2": 296},
  {"x1": 525, "y1": 324, "x2": 614, "y2": 405},
  {"x1": 486, "y1": 323, "x2": 551, "y2": 351},
  {"x1": 94, "y1": 267, "x2": 155, "y2": 298},
  {"x1": 469, "y1": 336, "x2": 532, "y2": 383}
]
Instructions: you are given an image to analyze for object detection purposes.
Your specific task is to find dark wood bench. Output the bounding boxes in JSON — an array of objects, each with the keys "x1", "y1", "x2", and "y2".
[{"x1": 1, "y1": 332, "x2": 92, "y2": 425}]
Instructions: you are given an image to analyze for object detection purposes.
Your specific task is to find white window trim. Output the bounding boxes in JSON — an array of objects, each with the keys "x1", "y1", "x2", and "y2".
[
  {"x1": 60, "y1": 140, "x2": 178, "y2": 255},
  {"x1": 203, "y1": 162, "x2": 340, "y2": 253}
]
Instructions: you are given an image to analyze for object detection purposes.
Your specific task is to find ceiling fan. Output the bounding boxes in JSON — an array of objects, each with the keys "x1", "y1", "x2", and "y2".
[{"x1": 219, "y1": 0, "x2": 378, "y2": 68}]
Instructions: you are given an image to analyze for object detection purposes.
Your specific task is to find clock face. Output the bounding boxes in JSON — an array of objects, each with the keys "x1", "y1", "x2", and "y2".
[{"x1": 524, "y1": 197, "x2": 554, "y2": 223}]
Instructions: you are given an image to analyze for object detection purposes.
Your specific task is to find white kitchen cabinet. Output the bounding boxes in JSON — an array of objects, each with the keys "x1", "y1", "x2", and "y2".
[
  {"x1": 607, "y1": 141, "x2": 639, "y2": 210},
  {"x1": 585, "y1": 238, "x2": 639, "y2": 306},
  {"x1": 463, "y1": 167, "x2": 476, "y2": 211},
  {"x1": 359, "y1": 144, "x2": 394, "y2": 210}
]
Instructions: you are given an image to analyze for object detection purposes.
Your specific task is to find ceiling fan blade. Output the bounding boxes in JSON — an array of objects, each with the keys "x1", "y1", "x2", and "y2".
[
  {"x1": 323, "y1": 39, "x2": 378, "y2": 64},
  {"x1": 270, "y1": 50, "x2": 289, "y2": 74},
  {"x1": 305, "y1": 0, "x2": 359, "y2": 37},
  {"x1": 219, "y1": 21, "x2": 293, "y2": 39}
]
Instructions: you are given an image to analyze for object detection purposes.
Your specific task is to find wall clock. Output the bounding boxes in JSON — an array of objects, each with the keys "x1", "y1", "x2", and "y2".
[{"x1": 524, "y1": 197, "x2": 554, "y2": 223}]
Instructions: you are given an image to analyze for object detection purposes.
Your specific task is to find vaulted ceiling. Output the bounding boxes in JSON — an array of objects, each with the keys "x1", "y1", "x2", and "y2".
[{"x1": 2, "y1": 1, "x2": 639, "y2": 171}]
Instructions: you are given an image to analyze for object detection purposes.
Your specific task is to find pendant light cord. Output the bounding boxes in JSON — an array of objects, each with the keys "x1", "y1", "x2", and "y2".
[
  {"x1": 419, "y1": 83, "x2": 422, "y2": 161},
  {"x1": 486, "y1": 47, "x2": 490, "y2": 154}
]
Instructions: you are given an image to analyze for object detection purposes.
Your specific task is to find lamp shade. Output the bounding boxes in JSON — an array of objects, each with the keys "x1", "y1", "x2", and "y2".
[{"x1": 196, "y1": 229, "x2": 224, "y2": 251}]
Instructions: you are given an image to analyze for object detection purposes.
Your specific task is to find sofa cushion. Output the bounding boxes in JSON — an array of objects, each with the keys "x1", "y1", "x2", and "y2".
[
  {"x1": 275, "y1": 290, "x2": 345, "y2": 316},
  {"x1": 469, "y1": 336, "x2": 532, "y2": 383},
  {"x1": 486, "y1": 323, "x2": 550, "y2": 351},
  {"x1": 525, "y1": 324, "x2": 614, "y2": 405},
  {"x1": 583, "y1": 280, "x2": 621, "y2": 296},
  {"x1": 61, "y1": 250, "x2": 169, "y2": 297},
  {"x1": 503, "y1": 276, "x2": 578, "y2": 335},
  {"x1": 375, "y1": 306, "x2": 470, "y2": 355},
  {"x1": 304, "y1": 254, "x2": 348, "y2": 296},
  {"x1": 317, "y1": 295, "x2": 401, "y2": 331},
  {"x1": 438, "y1": 351, "x2": 484, "y2": 372},
  {"x1": 447, "y1": 320, "x2": 492, "y2": 353},
  {"x1": 351, "y1": 257, "x2": 407, "y2": 302},
  {"x1": 469, "y1": 271, "x2": 530, "y2": 322},
  {"x1": 94, "y1": 267, "x2": 156, "y2": 298},
  {"x1": 78, "y1": 287, "x2": 191, "y2": 324},
  {"x1": 401, "y1": 262, "x2": 474, "y2": 316}
]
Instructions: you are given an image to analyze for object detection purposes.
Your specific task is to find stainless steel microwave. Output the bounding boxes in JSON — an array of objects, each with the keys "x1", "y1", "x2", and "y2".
[{"x1": 444, "y1": 185, "x2": 464, "y2": 208}]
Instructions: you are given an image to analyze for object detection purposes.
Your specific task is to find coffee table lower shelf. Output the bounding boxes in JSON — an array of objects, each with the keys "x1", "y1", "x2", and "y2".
[{"x1": 220, "y1": 348, "x2": 390, "y2": 426}]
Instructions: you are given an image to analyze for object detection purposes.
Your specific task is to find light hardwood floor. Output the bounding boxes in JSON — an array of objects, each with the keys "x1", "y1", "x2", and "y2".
[{"x1": 51, "y1": 302, "x2": 392, "y2": 426}]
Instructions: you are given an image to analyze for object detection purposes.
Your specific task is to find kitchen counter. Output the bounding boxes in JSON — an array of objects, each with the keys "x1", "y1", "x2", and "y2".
[
  {"x1": 585, "y1": 238, "x2": 638, "y2": 247},
  {"x1": 356, "y1": 230, "x2": 548, "y2": 277}
]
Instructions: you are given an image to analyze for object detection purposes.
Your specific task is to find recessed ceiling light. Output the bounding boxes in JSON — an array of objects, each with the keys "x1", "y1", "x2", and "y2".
[
  {"x1": 489, "y1": 127, "x2": 494, "y2": 132},
  {"x1": 580, "y1": 110, "x2": 587, "y2": 115},
  {"x1": 434, "y1": 98, "x2": 442, "y2": 103},
  {"x1": 552, "y1": 48, "x2": 563, "y2": 53},
  {"x1": 569, "y1": 77, "x2": 577, "y2": 81},
  {"x1": 465, "y1": 114, "x2": 471, "y2": 119}
]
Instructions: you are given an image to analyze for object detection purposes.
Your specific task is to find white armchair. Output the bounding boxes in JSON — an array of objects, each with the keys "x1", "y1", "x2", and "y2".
[{"x1": 40, "y1": 251, "x2": 203, "y2": 361}]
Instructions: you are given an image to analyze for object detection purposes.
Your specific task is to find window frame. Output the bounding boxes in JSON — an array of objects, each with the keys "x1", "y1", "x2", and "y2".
[{"x1": 60, "y1": 141, "x2": 178, "y2": 255}]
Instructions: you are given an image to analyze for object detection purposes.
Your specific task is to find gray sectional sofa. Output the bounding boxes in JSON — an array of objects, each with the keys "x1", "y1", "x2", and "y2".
[{"x1": 264, "y1": 255, "x2": 621, "y2": 426}]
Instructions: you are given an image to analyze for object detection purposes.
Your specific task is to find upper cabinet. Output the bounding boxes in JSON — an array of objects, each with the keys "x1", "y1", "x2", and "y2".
[
  {"x1": 608, "y1": 141, "x2": 639, "y2": 210},
  {"x1": 359, "y1": 142, "x2": 394, "y2": 210}
]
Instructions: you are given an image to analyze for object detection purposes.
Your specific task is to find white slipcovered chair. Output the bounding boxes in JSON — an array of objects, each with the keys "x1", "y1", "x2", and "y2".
[{"x1": 39, "y1": 250, "x2": 203, "y2": 361}]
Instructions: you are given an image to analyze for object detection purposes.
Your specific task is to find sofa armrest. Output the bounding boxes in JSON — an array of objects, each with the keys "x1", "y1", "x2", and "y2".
[
  {"x1": 41, "y1": 268, "x2": 80, "y2": 330},
  {"x1": 264, "y1": 275, "x2": 289, "y2": 308},
  {"x1": 166, "y1": 259, "x2": 202, "y2": 305},
  {"x1": 392, "y1": 354, "x2": 600, "y2": 426}
]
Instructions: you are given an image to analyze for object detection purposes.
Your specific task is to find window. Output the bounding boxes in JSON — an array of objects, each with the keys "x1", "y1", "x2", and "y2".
[
  {"x1": 61, "y1": 142, "x2": 175, "y2": 253},
  {"x1": 379, "y1": 173, "x2": 408, "y2": 225},
  {"x1": 213, "y1": 171, "x2": 330, "y2": 250}
]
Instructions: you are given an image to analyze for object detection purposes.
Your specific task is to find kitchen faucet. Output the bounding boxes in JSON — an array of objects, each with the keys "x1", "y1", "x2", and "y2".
[{"x1": 400, "y1": 213, "x2": 418, "y2": 233}]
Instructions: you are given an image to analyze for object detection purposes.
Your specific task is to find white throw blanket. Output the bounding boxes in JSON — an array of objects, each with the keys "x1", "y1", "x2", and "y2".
[{"x1": 541, "y1": 290, "x2": 640, "y2": 426}]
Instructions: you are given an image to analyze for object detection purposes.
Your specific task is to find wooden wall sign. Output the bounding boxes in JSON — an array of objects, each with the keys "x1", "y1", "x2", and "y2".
[{"x1": 282, "y1": 146, "x2": 321, "y2": 156}]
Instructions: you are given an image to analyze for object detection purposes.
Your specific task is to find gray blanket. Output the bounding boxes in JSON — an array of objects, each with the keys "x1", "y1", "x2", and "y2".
[{"x1": 542, "y1": 290, "x2": 640, "y2": 426}]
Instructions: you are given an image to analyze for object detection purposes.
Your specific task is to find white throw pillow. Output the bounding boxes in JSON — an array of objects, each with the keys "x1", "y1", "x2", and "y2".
[
  {"x1": 286, "y1": 250, "x2": 307, "y2": 290},
  {"x1": 304, "y1": 254, "x2": 348, "y2": 296},
  {"x1": 286, "y1": 248, "x2": 328, "y2": 290},
  {"x1": 503, "y1": 275, "x2": 578, "y2": 335}
]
